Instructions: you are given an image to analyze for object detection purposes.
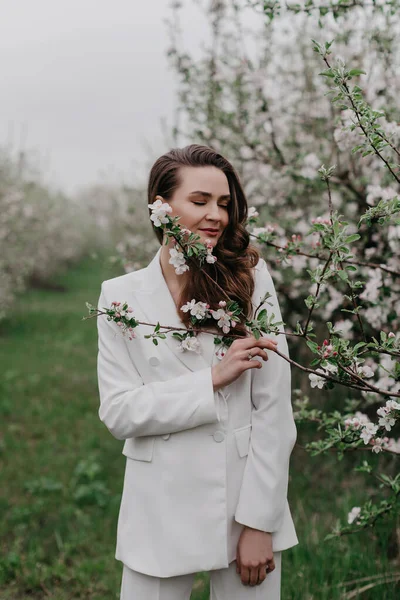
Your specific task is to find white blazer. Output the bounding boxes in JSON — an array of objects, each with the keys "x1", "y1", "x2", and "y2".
[{"x1": 96, "y1": 246, "x2": 298, "y2": 578}]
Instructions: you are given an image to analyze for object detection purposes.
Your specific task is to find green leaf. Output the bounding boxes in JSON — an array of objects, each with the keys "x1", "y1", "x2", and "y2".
[
  {"x1": 353, "y1": 342, "x2": 367, "y2": 352},
  {"x1": 337, "y1": 270, "x2": 349, "y2": 281},
  {"x1": 319, "y1": 69, "x2": 335, "y2": 78},
  {"x1": 344, "y1": 234, "x2": 361, "y2": 243},
  {"x1": 348, "y1": 69, "x2": 366, "y2": 77},
  {"x1": 306, "y1": 340, "x2": 319, "y2": 353}
]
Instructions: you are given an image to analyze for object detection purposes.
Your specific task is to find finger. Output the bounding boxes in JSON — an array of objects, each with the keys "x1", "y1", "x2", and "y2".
[
  {"x1": 262, "y1": 340, "x2": 278, "y2": 351},
  {"x1": 249, "y1": 567, "x2": 259, "y2": 586},
  {"x1": 256, "y1": 565, "x2": 267, "y2": 585},
  {"x1": 241, "y1": 566, "x2": 250, "y2": 586},
  {"x1": 236, "y1": 557, "x2": 240, "y2": 575},
  {"x1": 267, "y1": 559, "x2": 275, "y2": 572},
  {"x1": 258, "y1": 335, "x2": 278, "y2": 346},
  {"x1": 251, "y1": 339, "x2": 278, "y2": 351},
  {"x1": 242, "y1": 336, "x2": 278, "y2": 350},
  {"x1": 242, "y1": 360, "x2": 263, "y2": 372},
  {"x1": 243, "y1": 348, "x2": 269, "y2": 362}
]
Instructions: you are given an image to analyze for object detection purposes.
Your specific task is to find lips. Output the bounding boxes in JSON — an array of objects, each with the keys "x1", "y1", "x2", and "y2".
[{"x1": 200, "y1": 228, "x2": 219, "y2": 233}]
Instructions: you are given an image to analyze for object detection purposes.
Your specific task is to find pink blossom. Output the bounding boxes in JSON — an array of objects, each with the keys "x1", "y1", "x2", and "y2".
[
  {"x1": 311, "y1": 216, "x2": 330, "y2": 225},
  {"x1": 344, "y1": 417, "x2": 362, "y2": 430}
]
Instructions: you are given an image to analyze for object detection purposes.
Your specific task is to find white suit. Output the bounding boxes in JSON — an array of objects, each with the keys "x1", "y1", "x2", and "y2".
[{"x1": 96, "y1": 246, "x2": 298, "y2": 579}]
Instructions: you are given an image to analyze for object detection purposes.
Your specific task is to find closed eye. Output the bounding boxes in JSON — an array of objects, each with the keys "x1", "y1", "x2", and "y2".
[{"x1": 193, "y1": 202, "x2": 228, "y2": 208}]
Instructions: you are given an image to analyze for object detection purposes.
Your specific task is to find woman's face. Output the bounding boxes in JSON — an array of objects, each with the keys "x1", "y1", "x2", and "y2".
[{"x1": 162, "y1": 166, "x2": 231, "y2": 248}]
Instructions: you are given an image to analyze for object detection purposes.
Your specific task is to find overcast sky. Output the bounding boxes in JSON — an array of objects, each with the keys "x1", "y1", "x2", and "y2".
[{"x1": 0, "y1": 1, "x2": 217, "y2": 196}]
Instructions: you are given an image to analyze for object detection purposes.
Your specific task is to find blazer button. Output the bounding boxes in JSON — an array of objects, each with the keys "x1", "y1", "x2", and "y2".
[
  {"x1": 162, "y1": 433, "x2": 170, "y2": 440},
  {"x1": 213, "y1": 430, "x2": 225, "y2": 443},
  {"x1": 149, "y1": 356, "x2": 160, "y2": 366}
]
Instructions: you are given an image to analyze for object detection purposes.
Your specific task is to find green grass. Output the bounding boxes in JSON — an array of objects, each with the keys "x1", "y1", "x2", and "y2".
[{"x1": 0, "y1": 252, "x2": 398, "y2": 599}]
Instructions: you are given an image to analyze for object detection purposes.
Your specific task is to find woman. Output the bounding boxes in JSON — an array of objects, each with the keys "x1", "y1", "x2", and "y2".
[{"x1": 96, "y1": 144, "x2": 298, "y2": 599}]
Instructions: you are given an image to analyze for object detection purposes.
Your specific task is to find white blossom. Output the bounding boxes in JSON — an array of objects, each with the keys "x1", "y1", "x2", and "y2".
[
  {"x1": 378, "y1": 414, "x2": 396, "y2": 432},
  {"x1": 206, "y1": 252, "x2": 217, "y2": 264},
  {"x1": 309, "y1": 369, "x2": 326, "y2": 389},
  {"x1": 344, "y1": 416, "x2": 363, "y2": 431},
  {"x1": 360, "y1": 422, "x2": 379, "y2": 444},
  {"x1": 358, "y1": 364, "x2": 375, "y2": 379},
  {"x1": 371, "y1": 437, "x2": 388, "y2": 453},
  {"x1": 248, "y1": 206, "x2": 259, "y2": 218},
  {"x1": 332, "y1": 319, "x2": 354, "y2": 339},
  {"x1": 180, "y1": 299, "x2": 209, "y2": 320},
  {"x1": 210, "y1": 307, "x2": 232, "y2": 334},
  {"x1": 386, "y1": 437, "x2": 400, "y2": 453},
  {"x1": 386, "y1": 400, "x2": 400, "y2": 411},
  {"x1": 322, "y1": 361, "x2": 338, "y2": 374},
  {"x1": 347, "y1": 506, "x2": 361, "y2": 525},
  {"x1": 148, "y1": 198, "x2": 172, "y2": 227},
  {"x1": 168, "y1": 246, "x2": 189, "y2": 275},
  {"x1": 177, "y1": 335, "x2": 202, "y2": 354}
]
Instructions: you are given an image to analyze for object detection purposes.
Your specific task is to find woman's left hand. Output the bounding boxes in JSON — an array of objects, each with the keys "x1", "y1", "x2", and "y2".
[{"x1": 235, "y1": 526, "x2": 275, "y2": 586}]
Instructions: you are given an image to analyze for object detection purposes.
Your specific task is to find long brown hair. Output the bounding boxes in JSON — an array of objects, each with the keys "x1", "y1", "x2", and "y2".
[{"x1": 147, "y1": 144, "x2": 261, "y2": 338}]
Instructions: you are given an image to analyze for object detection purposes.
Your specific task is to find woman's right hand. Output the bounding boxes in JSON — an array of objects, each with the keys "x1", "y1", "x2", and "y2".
[{"x1": 211, "y1": 335, "x2": 278, "y2": 392}]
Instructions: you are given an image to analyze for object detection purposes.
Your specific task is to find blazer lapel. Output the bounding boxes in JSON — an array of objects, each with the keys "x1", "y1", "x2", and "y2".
[{"x1": 132, "y1": 246, "x2": 216, "y2": 372}]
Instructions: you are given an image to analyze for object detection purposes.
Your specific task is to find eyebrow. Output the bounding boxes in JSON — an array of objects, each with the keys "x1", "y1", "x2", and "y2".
[{"x1": 188, "y1": 191, "x2": 231, "y2": 201}]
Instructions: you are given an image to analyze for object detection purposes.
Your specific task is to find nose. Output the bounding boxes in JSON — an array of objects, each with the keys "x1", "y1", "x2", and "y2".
[{"x1": 205, "y1": 203, "x2": 222, "y2": 224}]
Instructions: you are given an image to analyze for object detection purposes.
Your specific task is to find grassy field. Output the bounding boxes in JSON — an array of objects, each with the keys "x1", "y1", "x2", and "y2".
[{"x1": 0, "y1": 252, "x2": 398, "y2": 599}]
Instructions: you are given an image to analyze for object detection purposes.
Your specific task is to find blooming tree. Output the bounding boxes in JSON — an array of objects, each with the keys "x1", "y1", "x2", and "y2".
[
  {"x1": 0, "y1": 146, "x2": 104, "y2": 321},
  {"x1": 162, "y1": 0, "x2": 400, "y2": 540},
  {"x1": 87, "y1": 0, "x2": 400, "y2": 544}
]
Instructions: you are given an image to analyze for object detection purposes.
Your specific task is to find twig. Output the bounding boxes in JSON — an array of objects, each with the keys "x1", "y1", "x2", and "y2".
[
  {"x1": 303, "y1": 250, "x2": 334, "y2": 336},
  {"x1": 341, "y1": 573, "x2": 400, "y2": 599},
  {"x1": 326, "y1": 176, "x2": 366, "y2": 340},
  {"x1": 295, "y1": 443, "x2": 399, "y2": 456},
  {"x1": 248, "y1": 234, "x2": 400, "y2": 278},
  {"x1": 323, "y1": 55, "x2": 400, "y2": 185}
]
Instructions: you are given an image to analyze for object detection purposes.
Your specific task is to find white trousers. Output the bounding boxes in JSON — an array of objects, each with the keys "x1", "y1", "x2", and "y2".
[{"x1": 120, "y1": 553, "x2": 282, "y2": 599}]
